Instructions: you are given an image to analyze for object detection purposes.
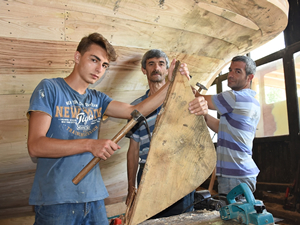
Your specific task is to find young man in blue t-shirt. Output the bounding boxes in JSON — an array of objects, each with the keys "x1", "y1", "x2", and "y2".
[{"x1": 27, "y1": 33, "x2": 194, "y2": 225}]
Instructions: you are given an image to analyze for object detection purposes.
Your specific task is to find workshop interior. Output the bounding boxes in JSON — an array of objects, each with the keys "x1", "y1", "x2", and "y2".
[{"x1": 0, "y1": 0, "x2": 300, "y2": 224}]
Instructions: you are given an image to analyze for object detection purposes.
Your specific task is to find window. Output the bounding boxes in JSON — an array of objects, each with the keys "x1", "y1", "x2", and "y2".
[
  {"x1": 209, "y1": 32, "x2": 289, "y2": 138},
  {"x1": 253, "y1": 59, "x2": 288, "y2": 137},
  {"x1": 294, "y1": 52, "x2": 300, "y2": 127}
]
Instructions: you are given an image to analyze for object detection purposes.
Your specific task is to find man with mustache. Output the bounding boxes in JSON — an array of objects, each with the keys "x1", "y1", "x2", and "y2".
[
  {"x1": 126, "y1": 49, "x2": 195, "y2": 217},
  {"x1": 191, "y1": 55, "x2": 260, "y2": 198}
]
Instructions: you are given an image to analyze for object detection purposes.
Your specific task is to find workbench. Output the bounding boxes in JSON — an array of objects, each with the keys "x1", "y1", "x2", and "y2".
[{"x1": 138, "y1": 210, "x2": 239, "y2": 225}]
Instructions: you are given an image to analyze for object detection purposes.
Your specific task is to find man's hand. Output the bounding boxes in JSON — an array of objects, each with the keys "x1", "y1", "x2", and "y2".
[
  {"x1": 90, "y1": 139, "x2": 120, "y2": 160},
  {"x1": 167, "y1": 59, "x2": 190, "y2": 81},
  {"x1": 179, "y1": 62, "x2": 190, "y2": 80},
  {"x1": 188, "y1": 96, "x2": 208, "y2": 116}
]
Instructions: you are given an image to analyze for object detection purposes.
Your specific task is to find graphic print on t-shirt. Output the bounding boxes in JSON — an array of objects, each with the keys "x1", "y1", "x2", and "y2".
[{"x1": 54, "y1": 99, "x2": 102, "y2": 137}]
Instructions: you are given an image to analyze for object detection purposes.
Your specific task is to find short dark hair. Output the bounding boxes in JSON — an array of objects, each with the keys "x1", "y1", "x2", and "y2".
[
  {"x1": 141, "y1": 49, "x2": 169, "y2": 69},
  {"x1": 76, "y1": 33, "x2": 117, "y2": 62},
  {"x1": 232, "y1": 55, "x2": 256, "y2": 76}
]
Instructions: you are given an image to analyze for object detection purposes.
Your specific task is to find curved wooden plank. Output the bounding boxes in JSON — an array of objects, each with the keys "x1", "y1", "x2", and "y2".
[{"x1": 126, "y1": 62, "x2": 216, "y2": 225}]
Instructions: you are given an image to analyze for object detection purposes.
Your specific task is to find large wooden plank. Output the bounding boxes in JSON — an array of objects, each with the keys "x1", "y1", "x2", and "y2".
[
  {"x1": 0, "y1": 32, "x2": 278, "y2": 98},
  {"x1": 0, "y1": 214, "x2": 35, "y2": 225},
  {"x1": 0, "y1": 170, "x2": 35, "y2": 210},
  {"x1": 139, "y1": 210, "x2": 238, "y2": 225},
  {"x1": 65, "y1": 9, "x2": 240, "y2": 57},
  {"x1": 0, "y1": 1, "x2": 65, "y2": 40},
  {"x1": 0, "y1": 36, "x2": 144, "y2": 70},
  {"x1": 126, "y1": 62, "x2": 216, "y2": 225},
  {"x1": 0, "y1": 37, "x2": 76, "y2": 69},
  {"x1": 0, "y1": 95, "x2": 30, "y2": 120},
  {"x1": 64, "y1": 9, "x2": 239, "y2": 84},
  {"x1": 0, "y1": 119, "x2": 27, "y2": 144},
  {"x1": 12, "y1": 0, "x2": 287, "y2": 51},
  {"x1": 89, "y1": 70, "x2": 149, "y2": 93},
  {"x1": 0, "y1": 72, "x2": 71, "y2": 95},
  {"x1": 8, "y1": 0, "x2": 259, "y2": 35},
  {"x1": 0, "y1": 69, "x2": 145, "y2": 95}
]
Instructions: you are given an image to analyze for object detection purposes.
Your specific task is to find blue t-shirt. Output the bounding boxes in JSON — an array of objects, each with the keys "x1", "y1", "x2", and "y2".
[
  {"x1": 129, "y1": 90, "x2": 161, "y2": 163},
  {"x1": 212, "y1": 89, "x2": 260, "y2": 178},
  {"x1": 27, "y1": 78, "x2": 112, "y2": 205}
]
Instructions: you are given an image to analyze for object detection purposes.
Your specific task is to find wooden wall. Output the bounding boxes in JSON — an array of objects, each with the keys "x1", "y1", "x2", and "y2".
[{"x1": 0, "y1": 0, "x2": 289, "y2": 223}]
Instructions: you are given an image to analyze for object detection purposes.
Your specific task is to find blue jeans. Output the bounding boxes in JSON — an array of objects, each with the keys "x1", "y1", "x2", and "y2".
[
  {"x1": 218, "y1": 176, "x2": 257, "y2": 195},
  {"x1": 34, "y1": 200, "x2": 109, "y2": 225}
]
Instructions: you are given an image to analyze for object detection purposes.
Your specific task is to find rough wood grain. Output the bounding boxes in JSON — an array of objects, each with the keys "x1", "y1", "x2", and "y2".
[
  {"x1": 0, "y1": 170, "x2": 35, "y2": 210},
  {"x1": 0, "y1": 1, "x2": 65, "y2": 41},
  {"x1": 126, "y1": 62, "x2": 216, "y2": 225},
  {"x1": 139, "y1": 210, "x2": 238, "y2": 225},
  {"x1": 0, "y1": 141, "x2": 34, "y2": 174},
  {"x1": 0, "y1": 95, "x2": 30, "y2": 120}
]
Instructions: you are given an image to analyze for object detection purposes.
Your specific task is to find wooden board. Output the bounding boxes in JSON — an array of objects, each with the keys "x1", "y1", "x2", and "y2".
[
  {"x1": 125, "y1": 62, "x2": 216, "y2": 225},
  {"x1": 0, "y1": 1, "x2": 65, "y2": 41},
  {"x1": 139, "y1": 210, "x2": 239, "y2": 225}
]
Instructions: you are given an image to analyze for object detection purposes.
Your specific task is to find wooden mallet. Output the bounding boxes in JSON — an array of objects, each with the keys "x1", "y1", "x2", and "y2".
[{"x1": 72, "y1": 109, "x2": 145, "y2": 185}]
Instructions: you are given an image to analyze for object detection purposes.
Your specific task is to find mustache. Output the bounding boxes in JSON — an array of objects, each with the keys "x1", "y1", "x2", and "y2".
[{"x1": 151, "y1": 70, "x2": 162, "y2": 76}]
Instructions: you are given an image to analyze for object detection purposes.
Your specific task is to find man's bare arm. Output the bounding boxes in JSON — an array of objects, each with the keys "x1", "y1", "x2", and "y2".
[
  {"x1": 126, "y1": 138, "x2": 140, "y2": 205},
  {"x1": 105, "y1": 82, "x2": 170, "y2": 120},
  {"x1": 204, "y1": 114, "x2": 220, "y2": 133},
  {"x1": 189, "y1": 87, "x2": 219, "y2": 131},
  {"x1": 105, "y1": 60, "x2": 191, "y2": 120},
  {"x1": 27, "y1": 111, "x2": 120, "y2": 159}
]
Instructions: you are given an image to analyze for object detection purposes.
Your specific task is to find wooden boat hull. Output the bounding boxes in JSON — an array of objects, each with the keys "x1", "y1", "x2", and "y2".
[{"x1": 0, "y1": 0, "x2": 289, "y2": 220}]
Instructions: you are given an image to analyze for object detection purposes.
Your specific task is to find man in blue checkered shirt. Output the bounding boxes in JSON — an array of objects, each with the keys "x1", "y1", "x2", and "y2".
[{"x1": 126, "y1": 49, "x2": 195, "y2": 217}]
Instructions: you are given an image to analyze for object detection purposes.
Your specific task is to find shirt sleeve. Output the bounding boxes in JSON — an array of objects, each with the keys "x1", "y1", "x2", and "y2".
[
  {"x1": 211, "y1": 90, "x2": 236, "y2": 115},
  {"x1": 27, "y1": 79, "x2": 55, "y2": 118},
  {"x1": 98, "y1": 92, "x2": 113, "y2": 119}
]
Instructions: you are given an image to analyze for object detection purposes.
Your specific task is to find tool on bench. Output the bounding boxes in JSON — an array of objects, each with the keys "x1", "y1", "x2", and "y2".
[
  {"x1": 72, "y1": 109, "x2": 145, "y2": 185},
  {"x1": 194, "y1": 189, "x2": 226, "y2": 211},
  {"x1": 219, "y1": 183, "x2": 274, "y2": 225},
  {"x1": 196, "y1": 82, "x2": 208, "y2": 92}
]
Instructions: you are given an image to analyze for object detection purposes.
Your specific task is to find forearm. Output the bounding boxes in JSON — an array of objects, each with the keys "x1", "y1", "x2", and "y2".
[
  {"x1": 127, "y1": 140, "x2": 140, "y2": 190},
  {"x1": 28, "y1": 136, "x2": 93, "y2": 158},
  {"x1": 27, "y1": 111, "x2": 94, "y2": 158},
  {"x1": 134, "y1": 81, "x2": 170, "y2": 117},
  {"x1": 191, "y1": 86, "x2": 215, "y2": 110},
  {"x1": 107, "y1": 61, "x2": 190, "y2": 119},
  {"x1": 127, "y1": 163, "x2": 138, "y2": 191},
  {"x1": 200, "y1": 94, "x2": 215, "y2": 110},
  {"x1": 204, "y1": 114, "x2": 219, "y2": 133},
  {"x1": 106, "y1": 81, "x2": 170, "y2": 120}
]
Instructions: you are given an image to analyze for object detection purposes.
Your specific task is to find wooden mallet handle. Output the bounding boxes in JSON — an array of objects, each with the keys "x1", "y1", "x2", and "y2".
[{"x1": 72, "y1": 111, "x2": 143, "y2": 185}]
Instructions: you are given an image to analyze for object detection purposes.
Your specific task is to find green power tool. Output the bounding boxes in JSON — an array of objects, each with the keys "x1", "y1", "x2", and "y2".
[{"x1": 219, "y1": 183, "x2": 274, "y2": 225}]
